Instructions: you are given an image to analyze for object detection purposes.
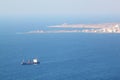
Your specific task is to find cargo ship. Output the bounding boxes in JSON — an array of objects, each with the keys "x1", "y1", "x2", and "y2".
[{"x1": 21, "y1": 58, "x2": 40, "y2": 65}]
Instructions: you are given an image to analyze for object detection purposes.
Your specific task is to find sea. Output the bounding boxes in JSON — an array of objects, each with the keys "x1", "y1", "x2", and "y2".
[{"x1": 0, "y1": 16, "x2": 120, "y2": 80}]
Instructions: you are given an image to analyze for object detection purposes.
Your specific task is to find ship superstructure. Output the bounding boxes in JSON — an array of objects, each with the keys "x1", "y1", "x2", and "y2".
[{"x1": 21, "y1": 58, "x2": 40, "y2": 65}]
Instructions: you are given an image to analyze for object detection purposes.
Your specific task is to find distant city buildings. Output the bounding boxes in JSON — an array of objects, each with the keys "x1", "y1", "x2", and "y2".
[
  {"x1": 82, "y1": 24, "x2": 120, "y2": 33},
  {"x1": 20, "y1": 23, "x2": 120, "y2": 34},
  {"x1": 49, "y1": 23, "x2": 120, "y2": 33}
]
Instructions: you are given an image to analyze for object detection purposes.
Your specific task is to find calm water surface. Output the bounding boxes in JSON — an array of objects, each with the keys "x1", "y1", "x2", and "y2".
[{"x1": 0, "y1": 33, "x2": 120, "y2": 80}]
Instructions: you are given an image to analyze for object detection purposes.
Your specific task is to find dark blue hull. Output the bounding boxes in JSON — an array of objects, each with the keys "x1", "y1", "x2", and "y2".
[{"x1": 21, "y1": 62, "x2": 40, "y2": 65}]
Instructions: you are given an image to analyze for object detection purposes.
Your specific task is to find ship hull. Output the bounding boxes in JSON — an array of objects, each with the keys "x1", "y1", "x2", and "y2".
[{"x1": 21, "y1": 62, "x2": 40, "y2": 65}]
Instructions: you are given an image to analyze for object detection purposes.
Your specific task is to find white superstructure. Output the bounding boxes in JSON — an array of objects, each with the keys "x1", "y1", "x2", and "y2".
[{"x1": 33, "y1": 58, "x2": 38, "y2": 63}]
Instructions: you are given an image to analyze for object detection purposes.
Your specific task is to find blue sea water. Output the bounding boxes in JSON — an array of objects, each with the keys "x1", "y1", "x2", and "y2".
[
  {"x1": 0, "y1": 33, "x2": 120, "y2": 80},
  {"x1": 0, "y1": 16, "x2": 120, "y2": 80}
]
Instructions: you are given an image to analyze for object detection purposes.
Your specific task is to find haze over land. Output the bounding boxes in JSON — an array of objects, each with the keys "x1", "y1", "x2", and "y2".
[
  {"x1": 18, "y1": 22, "x2": 120, "y2": 34},
  {"x1": 1, "y1": 0, "x2": 120, "y2": 35}
]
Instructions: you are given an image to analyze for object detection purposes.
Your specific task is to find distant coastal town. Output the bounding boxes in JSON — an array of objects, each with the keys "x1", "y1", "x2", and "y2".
[
  {"x1": 48, "y1": 23, "x2": 120, "y2": 33},
  {"x1": 18, "y1": 23, "x2": 120, "y2": 34}
]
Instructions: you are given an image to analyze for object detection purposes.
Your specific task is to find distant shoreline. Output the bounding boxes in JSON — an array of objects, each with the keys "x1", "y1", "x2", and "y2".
[{"x1": 17, "y1": 22, "x2": 120, "y2": 34}]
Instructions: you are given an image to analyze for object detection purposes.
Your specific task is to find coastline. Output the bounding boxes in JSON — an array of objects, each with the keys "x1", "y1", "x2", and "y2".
[{"x1": 17, "y1": 23, "x2": 120, "y2": 34}]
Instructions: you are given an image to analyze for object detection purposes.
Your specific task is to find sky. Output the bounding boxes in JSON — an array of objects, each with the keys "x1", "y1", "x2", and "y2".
[
  {"x1": 0, "y1": 0, "x2": 120, "y2": 34},
  {"x1": 0, "y1": 0, "x2": 120, "y2": 17}
]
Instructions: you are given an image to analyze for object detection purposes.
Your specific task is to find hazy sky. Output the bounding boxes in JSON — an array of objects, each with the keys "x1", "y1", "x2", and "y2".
[{"x1": 0, "y1": 0, "x2": 120, "y2": 16}]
